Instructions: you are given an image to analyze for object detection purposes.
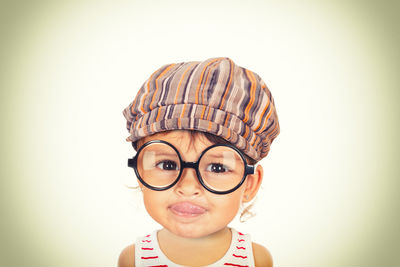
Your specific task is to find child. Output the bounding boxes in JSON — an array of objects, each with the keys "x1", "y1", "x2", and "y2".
[{"x1": 119, "y1": 57, "x2": 280, "y2": 267}]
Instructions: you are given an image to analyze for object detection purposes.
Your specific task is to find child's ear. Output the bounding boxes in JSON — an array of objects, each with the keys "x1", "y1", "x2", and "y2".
[{"x1": 242, "y1": 165, "x2": 263, "y2": 203}]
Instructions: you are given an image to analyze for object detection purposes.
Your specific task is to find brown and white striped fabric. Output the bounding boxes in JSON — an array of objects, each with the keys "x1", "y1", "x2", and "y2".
[{"x1": 123, "y1": 57, "x2": 279, "y2": 161}]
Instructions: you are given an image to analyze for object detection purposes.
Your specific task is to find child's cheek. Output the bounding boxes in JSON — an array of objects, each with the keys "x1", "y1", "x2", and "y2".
[
  {"x1": 212, "y1": 193, "x2": 243, "y2": 216},
  {"x1": 141, "y1": 190, "x2": 165, "y2": 216}
]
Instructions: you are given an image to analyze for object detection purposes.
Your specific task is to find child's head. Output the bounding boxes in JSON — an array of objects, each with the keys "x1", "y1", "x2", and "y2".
[{"x1": 123, "y1": 57, "x2": 280, "y2": 237}]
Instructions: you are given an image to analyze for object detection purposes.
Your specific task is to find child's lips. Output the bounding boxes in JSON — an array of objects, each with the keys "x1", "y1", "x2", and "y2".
[{"x1": 169, "y1": 202, "x2": 207, "y2": 217}]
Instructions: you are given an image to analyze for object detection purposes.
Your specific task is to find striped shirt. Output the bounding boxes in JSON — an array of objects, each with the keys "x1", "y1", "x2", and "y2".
[{"x1": 135, "y1": 228, "x2": 255, "y2": 267}]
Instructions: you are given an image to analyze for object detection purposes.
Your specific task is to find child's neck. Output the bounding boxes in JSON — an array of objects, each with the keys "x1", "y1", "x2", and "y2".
[{"x1": 157, "y1": 227, "x2": 232, "y2": 266}]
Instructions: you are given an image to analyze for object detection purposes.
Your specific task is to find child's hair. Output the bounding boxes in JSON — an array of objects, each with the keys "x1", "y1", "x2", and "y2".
[{"x1": 123, "y1": 57, "x2": 280, "y2": 221}]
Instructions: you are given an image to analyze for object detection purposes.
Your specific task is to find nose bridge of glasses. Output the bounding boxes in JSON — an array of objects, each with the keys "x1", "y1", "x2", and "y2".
[
  {"x1": 181, "y1": 161, "x2": 197, "y2": 169},
  {"x1": 176, "y1": 161, "x2": 202, "y2": 194}
]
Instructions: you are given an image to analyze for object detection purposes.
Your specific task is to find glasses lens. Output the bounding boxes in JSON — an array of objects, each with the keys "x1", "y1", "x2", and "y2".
[
  {"x1": 199, "y1": 146, "x2": 245, "y2": 192},
  {"x1": 136, "y1": 143, "x2": 181, "y2": 188}
]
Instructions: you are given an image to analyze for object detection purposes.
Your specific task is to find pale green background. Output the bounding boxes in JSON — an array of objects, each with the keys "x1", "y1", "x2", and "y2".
[{"x1": 1, "y1": 1, "x2": 399, "y2": 266}]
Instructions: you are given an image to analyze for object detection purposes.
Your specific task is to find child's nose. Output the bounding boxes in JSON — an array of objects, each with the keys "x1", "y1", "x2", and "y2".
[{"x1": 175, "y1": 168, "x2": 202, "y2": 197}]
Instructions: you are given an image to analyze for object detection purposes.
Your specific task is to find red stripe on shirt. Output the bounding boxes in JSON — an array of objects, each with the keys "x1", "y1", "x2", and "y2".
[
  {"x1": 224, "y1": 263, "x2": 249, "y2": 267},
  {"x1": 141, "y1": 256, "x2": 158, "y2": 260},
  {"x1": 233, "y1": 254, "x2": 247, "y2": 259}
]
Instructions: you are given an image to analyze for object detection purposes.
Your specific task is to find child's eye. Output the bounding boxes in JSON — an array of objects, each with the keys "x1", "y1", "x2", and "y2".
[
  {"x1": 156, "y1": 160, "x2": 179, "y2": 171},
  {"x1": 206, "y1": 163, "x2": 229, "y2": 173}
]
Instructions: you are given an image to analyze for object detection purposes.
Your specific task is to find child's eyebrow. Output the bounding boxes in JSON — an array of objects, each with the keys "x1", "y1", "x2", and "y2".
[
  {"x1": 143, "y1": 150, "x2": 178, "y2": 157},
  {"x1": 203, "y1": 153, "x2": 242, "y2": 162}
]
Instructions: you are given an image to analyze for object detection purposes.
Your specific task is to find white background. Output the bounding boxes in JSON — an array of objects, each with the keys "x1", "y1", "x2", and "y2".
[{"x1": 2, "y1": 1, "x2": 399, "y2": 266}]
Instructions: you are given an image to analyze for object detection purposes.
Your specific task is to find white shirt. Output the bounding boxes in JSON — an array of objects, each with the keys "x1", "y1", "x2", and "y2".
[{"x1": 135, "y1": 228, "x2": 255, "y2": 267}]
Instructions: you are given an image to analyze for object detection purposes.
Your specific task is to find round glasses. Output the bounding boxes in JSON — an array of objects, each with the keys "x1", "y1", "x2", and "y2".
[{"x1": 127, "y1": 140, "x2": 255, "y2": 194}]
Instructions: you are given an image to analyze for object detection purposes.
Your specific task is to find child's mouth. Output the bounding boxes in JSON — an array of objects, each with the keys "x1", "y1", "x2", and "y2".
[{"x1": 169, "y1": 202, "x2": 207, "y2": 217}]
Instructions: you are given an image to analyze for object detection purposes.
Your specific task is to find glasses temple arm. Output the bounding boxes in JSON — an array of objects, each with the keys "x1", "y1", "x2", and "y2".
[{"x1": 245, "y1": 164, "x2": 255, "y2": 175}]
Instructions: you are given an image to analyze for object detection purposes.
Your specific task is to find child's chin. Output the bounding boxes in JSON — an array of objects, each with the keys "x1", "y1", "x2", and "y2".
[
  {"x1": 168, "y1": 225, "x2": 227, "y2": 239},
  {"x1": 170, "y1": 225, "x2": 209, "y2": 239}
]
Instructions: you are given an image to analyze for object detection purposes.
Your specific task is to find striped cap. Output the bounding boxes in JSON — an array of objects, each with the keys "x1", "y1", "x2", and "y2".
[{"x1": 123, "y1": 57, "x2": 280, "y2": 161}]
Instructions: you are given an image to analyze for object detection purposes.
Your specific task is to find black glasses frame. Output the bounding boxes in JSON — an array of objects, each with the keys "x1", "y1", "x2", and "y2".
[{"x1": 127, "y1": 140, "x2": 255, "y2": 195}]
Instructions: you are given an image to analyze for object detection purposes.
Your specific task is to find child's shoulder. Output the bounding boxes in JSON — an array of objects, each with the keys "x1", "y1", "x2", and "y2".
[
  {"x1": 252, "y1": 242, "x2": 273, "y2": 267},
  {"x1": 118, "y1": 244, "x2": 135, "y2": 267}
]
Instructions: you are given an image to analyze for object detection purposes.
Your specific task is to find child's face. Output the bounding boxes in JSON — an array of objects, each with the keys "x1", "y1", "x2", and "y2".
[{"x1": 136, "y1": 130, "x2": 261, "y2": 239}]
